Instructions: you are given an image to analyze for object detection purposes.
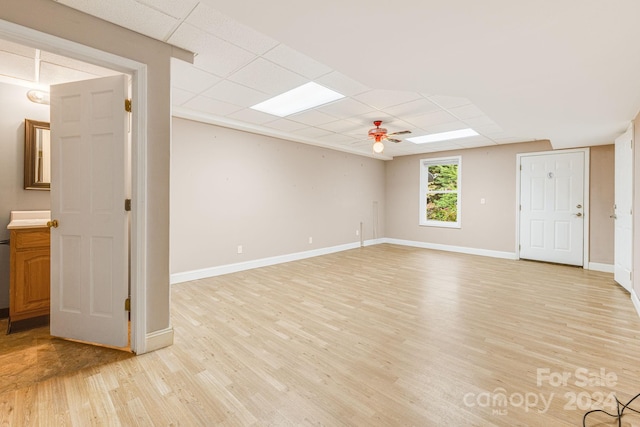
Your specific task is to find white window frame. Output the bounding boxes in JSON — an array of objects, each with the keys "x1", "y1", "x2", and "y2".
[{"x1": 419, "y1": 156, "x2": 462, "y2": 228}]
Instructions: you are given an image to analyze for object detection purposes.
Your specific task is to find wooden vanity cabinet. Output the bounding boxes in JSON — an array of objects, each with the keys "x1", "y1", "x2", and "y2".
[{"x1": 9, "y1": 227, "x2": 50, "y2": 326}]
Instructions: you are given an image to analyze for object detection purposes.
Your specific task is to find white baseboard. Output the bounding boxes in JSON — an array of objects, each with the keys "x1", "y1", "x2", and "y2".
[
  {"x1": 587, "y1": 262, "x2": 615, "y2": 273},
  {"x1": 632, "y1": 290, "x2": 640, "y2": 319},
  {"x1": 381, "y1": 238, "x2": 517, "y2": 260},
  {"x1": 144, "y1": 327, "x2": 174, "y2": 353},
  {"x1": 363, "y1": 238, "x2": 386, "y2": 247},
  {"x1": 171, "y1": 240, "x2": 378, "y2": 284},
  {"x1": 171, "y1": 238, "x2": 519, "y2": 285}
]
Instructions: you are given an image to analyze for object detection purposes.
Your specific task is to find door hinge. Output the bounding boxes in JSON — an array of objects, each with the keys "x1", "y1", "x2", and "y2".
[
  {"x1": 125, "y1": 98, "x2": 132, "y2": 113},
  {"x1": 125, "y1": 198, "x2": 132, "y2": 211},
  {"x1": 519, "y1": 244, "x2": 521, "y2": 250},
  {"x1": 125, "y1": 297, "x2": 131, "y2": 312},
  {"x1": 519, "y1": 204, "x2": 522, "y2": 211}
]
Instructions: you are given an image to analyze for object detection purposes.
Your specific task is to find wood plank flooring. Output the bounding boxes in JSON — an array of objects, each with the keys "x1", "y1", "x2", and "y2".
[
  {"x1": 0, "y1": 319, "x2": 133, "y2": 396},
  {"x1": 1, "y1": 244, "x2": 640, "y2": 426}
]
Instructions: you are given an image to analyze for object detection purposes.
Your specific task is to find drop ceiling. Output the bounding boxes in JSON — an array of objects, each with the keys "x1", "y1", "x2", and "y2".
[{"x1": 3, "y1": 0, "x2": 639, "y2": 159}]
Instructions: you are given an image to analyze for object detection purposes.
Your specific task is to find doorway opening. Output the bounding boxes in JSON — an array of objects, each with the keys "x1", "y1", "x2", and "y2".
[{"x1": 0, "y1": 18, "x2": 148, "y2": 356}]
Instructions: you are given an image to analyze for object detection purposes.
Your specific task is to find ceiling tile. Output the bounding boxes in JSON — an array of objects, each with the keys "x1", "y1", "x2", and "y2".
[
  {"x1": 463, "y1": 115, "x2": 499, "y2": 128},
  {"x1": 227, "y1": 58, "x2": 307, "y2": 95},
  {"x1": 420, "y1": 120, "x2": 471, "y2": 135},
  {"x1": 202, "y1": 80, "x2": 269, "y2": 106},
  {"x1": 39, "y1": 62, "x2": 98, "y2": 85},
  {"x1": 57, "y1": 0, "x2": 179, "y2": 41},
  {"x1": 353, "y1": 114, "x2": 416, "y2": 132},
  {"x1": 263, "y1": 118, "x2": 309, "y2": 133},
  {"x1": 317, "y1": 119, "x2": 361, "y2": 133},
  {"x1": 172, "y1": 87, "x2": 197, "y2": 106},
  {"x1": 315, "y1": 71, "x2": 369, "y2": 96},
  {"x1": 226, "y1": 108, "x2": 276, "y2": 125},
  {"x1": 288, "y1": 109, "x2": 337, "y2": 126},
  {"x1": 169, "y1": 23, "x2": 256, "y2": 77},
  {"x1": 447, "y1": 103, "x2": 485, "y2": 120},
  {"x1": 263, "y1": 44, "x2": 332, "y2": 80},
  {"x1": 481, "y1": 132, "x2": 509, "y2": 140},
  {"x1": 354, "y1": 89, "x2": 422, "y2": 110},
  {"x1": 185, "y1": 3, "x2": 278, "y2": 55},
  {"x1": 352, "y1": 111, "x2": 395, "y2": 126},
  {"x1": 135, "y1": 0, "x2": 198, "y2": 19},
  {"x1": 182, "y1": 95, "x2": 244, "y2": 116},
  {"x1": 316, "y1": 98, "x2": 375, "y2": 118},
  {"x1": 0, "y1": 51, "x2": 35, "y2": 81},
  {"x1": 405, "y1": 110, "x2": 459, "y2": 128},
  {"x1": 348, "y1": 139, "x2": 372, "y2": 147},
  {"x1": 171, "y1": 58, "x2": 221, "y2": 93},
  {"x1": 427, "y1": 95, "x2": 472, "y2": 109},
  {"x1": 474, "y1": 123, "x2": 504, "y2": 135},
  {"x1": 384, "y1": 98, "x2": 441, "y2": 117}
]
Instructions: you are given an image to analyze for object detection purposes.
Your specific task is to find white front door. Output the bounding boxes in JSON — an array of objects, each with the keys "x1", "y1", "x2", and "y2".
[
  {"x1": 49, "y1": 75, "x2": 129, "y2": 348},
  {"x1": 519, "y1": 151, "x2": 585, "y2": 266},
  {"x1": 614, "y1": 126, "x2": 633, "y2": 291}
]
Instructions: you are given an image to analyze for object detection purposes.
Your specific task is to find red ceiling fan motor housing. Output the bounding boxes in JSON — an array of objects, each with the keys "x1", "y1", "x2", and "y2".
[{"x1": 368, "y1": 120, "x2": 388, "y2": 142}]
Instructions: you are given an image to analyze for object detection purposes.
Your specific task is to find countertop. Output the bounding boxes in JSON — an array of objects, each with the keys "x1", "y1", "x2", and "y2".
[{"x1": 7, "y1": 210, "x2": 51, "y2": 230}]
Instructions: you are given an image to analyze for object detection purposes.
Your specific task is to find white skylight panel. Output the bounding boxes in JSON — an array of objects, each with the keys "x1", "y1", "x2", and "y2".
[{"x1": 250, "y1": 82, "x2": 344, "y2": 117}]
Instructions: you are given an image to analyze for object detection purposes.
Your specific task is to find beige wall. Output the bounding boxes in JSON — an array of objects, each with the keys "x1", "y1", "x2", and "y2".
[
  {"x1": 171, "y1": 125, "x2": 616, "y2": 276},
  {"x1": 385, "y1": 141, "x2": 615, "y2": 262},
  {"x1": 0, "y1": 82, "x2": 51, "y2": 311},
  {"x1": 170, "y1": 118, "x2": 386, "y2": 274},
  {"x1": 1, "y1": 0, "x2": 174, "y2": 336},
  {"x1": 589, "y1": 145, "x2": 615, "y2": 264},
  {"x1": 385, "y1": 140, "x2": 552, "y2": 253}
]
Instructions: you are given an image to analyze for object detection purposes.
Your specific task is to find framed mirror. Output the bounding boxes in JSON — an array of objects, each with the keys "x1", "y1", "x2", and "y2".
[{"x1": 24, "y1": 119, "x2": 51, "y2": 190}]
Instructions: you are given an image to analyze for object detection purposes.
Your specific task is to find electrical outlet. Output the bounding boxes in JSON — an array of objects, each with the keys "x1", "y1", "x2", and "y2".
[
  {"x1": 237, "y1": 245, "x2": 243, "y2": 254},
  {"x1": 308, "y1": 237, "x2": 313, "y2": 244},
  {"x1": 480, "y1": 198, "x2": 486, "y2": 205},
  {"x1": 356, "y1": 229, "x2": 359, "y2": 236}
]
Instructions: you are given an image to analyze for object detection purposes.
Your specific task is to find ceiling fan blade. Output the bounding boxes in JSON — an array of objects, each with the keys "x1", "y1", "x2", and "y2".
[
  {"x1": 388, "y1": 130, "x2": 411, "y2": 136},
  {"x1": 387, "y1": 138, "x2": 402, "y2": 143}
]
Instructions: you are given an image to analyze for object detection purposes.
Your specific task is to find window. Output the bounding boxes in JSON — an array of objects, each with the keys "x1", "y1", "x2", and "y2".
[{"x1": 419, "y1": 156, "x2": 461, "y2": 228}]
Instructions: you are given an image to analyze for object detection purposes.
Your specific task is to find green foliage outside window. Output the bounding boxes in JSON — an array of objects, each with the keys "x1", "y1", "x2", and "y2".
[{"x1": 426, "y1": 164, "x2": 458, "y2": 222}]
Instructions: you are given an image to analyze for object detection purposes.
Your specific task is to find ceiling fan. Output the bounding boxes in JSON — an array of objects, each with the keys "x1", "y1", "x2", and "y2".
[{"x1": 368, "y1": 120, "x2": 411, "y2": 153}]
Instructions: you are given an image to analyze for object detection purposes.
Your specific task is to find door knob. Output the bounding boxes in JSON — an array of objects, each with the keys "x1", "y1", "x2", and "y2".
[
  {"x1": 574, "y1": 212, "x2": 582, "y2": 217},
  {"x1": 47, "y1": 219, "x2": 59, "y2": 228},
  {"x1": 576, "y1": 204, "x2": 582, "y2": 209}
]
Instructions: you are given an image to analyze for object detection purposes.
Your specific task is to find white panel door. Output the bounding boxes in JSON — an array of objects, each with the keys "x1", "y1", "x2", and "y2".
[
  {"x1": 49, "y1": 75, "x2": 129, "y2": 348},
  {"x1": 614, "y1": 126, "x2": 633, "y2": 291},
  {"x1": 520, "y1": 151, "x2": 585, "y2": 266}
]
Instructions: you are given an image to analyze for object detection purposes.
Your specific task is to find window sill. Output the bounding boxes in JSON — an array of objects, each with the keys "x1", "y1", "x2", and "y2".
[{"x1": 419, "y1": 222, "x2": 461, "y2": 229}]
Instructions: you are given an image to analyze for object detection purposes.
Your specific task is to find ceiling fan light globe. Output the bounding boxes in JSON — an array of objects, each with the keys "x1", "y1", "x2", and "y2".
[{"x1": 372, "y1": 141, "x2": 384, "y2": 154}]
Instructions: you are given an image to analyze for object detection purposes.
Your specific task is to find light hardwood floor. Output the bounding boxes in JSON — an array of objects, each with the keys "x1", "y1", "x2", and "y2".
[{"x1": 1, "y1": 244, "x2": 640, "y2": 426}]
